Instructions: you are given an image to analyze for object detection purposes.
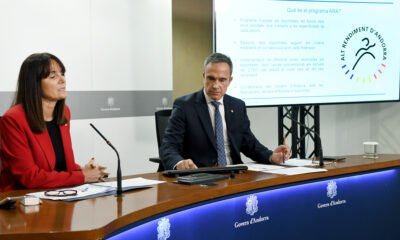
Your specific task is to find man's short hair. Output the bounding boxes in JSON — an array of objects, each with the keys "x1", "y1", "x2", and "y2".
[{"x1": 203, "y1": 53, "x2": 233, "y2": 75}]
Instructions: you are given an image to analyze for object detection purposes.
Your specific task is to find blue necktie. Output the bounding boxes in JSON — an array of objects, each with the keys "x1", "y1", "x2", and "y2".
[{"x1": 211, "y1": 101, "x2": 227, "y2": 166}]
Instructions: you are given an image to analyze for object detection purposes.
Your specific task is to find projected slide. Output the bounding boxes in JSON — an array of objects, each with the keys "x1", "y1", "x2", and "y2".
[{"x1": 215, "y1": 0, "x2": 400, "y2": 106}]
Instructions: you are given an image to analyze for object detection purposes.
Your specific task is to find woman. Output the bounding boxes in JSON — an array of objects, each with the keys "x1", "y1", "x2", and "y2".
[{"x1": 0, "y1": 53, "x2": 107, "y2": 192}]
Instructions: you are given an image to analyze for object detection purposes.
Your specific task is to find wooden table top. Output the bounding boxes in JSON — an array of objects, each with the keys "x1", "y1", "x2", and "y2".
[{"x1": 1, "y1": 154, "x2": 399, "y2": 240}]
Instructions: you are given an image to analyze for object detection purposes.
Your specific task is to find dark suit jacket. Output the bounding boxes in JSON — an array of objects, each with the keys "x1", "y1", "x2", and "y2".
[
  {"x1": 0, "y1": 104, "x2": 84, "y2": 192},
  {"x1": 160, "y1": 89, "x2": 272, "y2": 170}
]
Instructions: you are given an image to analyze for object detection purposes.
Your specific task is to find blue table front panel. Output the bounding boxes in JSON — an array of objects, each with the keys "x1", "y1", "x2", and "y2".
[{"x1": 107, "y1": 168, "x2": 400, "y2": 240}]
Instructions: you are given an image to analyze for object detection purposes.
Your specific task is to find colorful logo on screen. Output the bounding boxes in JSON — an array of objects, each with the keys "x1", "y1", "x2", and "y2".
[
  {"x1": 340, "y1": 26, "x2": 387, "y2": 83},
  {"x1": 157, "y1": 217, "x2": 171, "y2": 240}
]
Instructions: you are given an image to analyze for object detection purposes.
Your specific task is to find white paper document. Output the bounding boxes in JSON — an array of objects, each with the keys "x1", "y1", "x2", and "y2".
[
  {"x1": 28, "y1": 184, "x2": 113, "y2": 201},
  {"x1": 265, "y1": 167, "x2": 327, "y2": 175},
  {"x1": 281, "y1": 158, "x2": 319, "y2": 167},
  {"x1": 92, "y1": 177, "x2": 164, "y2": 189},
  {"x1": 237, "y1": 163, "x2": 285, "y2": 172},
  {"x1": 28, "y1": 177, "x2": 165, "y2": 201}
]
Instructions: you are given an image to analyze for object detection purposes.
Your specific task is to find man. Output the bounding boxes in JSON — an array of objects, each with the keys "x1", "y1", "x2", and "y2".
[{"x1": 160, "y1": 53, "x2": 289, "y2": 170}]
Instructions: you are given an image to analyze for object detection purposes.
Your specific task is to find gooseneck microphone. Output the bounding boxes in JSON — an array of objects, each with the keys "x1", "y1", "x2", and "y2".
[
  {"x1": 90, "y1": 123, "x2": 123, "y2": 196},
  {"x1": 284, "y1": 116, "x2": 324, "y2": 167}
]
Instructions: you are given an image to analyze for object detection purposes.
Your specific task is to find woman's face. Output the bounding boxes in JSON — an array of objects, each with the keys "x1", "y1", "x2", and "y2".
[{"x1": 41, "y1": 59, "x2": 66, "y2": 103}]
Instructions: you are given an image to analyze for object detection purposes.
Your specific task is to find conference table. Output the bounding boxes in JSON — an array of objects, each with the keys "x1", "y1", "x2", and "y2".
[{"x1": 1, "y1": 154, "x2": 400, "y2": 240}]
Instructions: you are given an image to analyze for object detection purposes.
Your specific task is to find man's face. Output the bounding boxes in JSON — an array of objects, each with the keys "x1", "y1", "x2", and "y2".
[{"x1": 203, "y1": 62, "x2": 232, "y2": 101}]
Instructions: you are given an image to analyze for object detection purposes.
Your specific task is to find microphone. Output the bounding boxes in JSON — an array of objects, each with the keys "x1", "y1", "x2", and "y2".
[
  {"x1": 284, "y1": 113, "x2": 324, "y2": 167},
  {"x1": 90, "y1": 123, "x2": 123, "y2": 196}
]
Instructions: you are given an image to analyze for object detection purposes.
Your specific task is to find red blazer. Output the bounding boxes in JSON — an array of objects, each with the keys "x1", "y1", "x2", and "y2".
[{"x1": 0, "y1": 104, "x2": 84, "y2": 192}]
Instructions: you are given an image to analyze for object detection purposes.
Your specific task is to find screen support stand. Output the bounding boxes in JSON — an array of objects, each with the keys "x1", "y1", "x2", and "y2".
[{"x1": 278, "y1": 105, "x2": 320, "y2": 159}]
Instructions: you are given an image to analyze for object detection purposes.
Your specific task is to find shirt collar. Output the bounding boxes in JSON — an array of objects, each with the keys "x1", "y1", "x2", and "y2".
[{"x1": 203, "y1": 88, "x2": 224, "y2": 105}]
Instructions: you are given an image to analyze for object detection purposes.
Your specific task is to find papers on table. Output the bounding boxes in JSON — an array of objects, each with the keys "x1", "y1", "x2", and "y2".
[
  {"x1": 92, "y1": 177, "x2": 164, "y2": 189},
  {"x1": 28, "y1": 184, "x2": 114, "y2": 201},
  {"x1": 265, "y1": 166, "x2": 327, "y2": 175},
  {"x1": 237, "y1": 163, "x2": 285, "y2": 172},
  {"x1": 240, "y1": 161, "x2": 327, "y2": 175},
  {"x1": 28, "y1": 177, "x2": 164, "y2": 201},
  {"x1": 281, "y1": 158, "x2": 319, "y2": 167}
]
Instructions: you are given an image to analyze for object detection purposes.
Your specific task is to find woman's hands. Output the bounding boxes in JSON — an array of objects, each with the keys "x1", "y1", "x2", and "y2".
[{"x1": 82, "y1": 157, "x2": 109, "y2": 183}]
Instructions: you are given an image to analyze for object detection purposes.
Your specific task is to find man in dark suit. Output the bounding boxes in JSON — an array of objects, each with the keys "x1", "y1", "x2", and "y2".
[{"x1": 160, "y1": 53, "x2": 290, "y2": 170}]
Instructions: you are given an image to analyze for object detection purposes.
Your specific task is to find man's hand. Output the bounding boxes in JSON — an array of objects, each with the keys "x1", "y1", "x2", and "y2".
[
  {"x1": 176, "y1": 159, "x2": 198, "y2": 170},
  {"x1": 270, "y1": 145, "x2": 291, "y2": 164}
]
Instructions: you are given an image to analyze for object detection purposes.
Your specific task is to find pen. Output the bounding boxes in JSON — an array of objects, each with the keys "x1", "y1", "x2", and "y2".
[{"x1": 283, "y1": 136, "x2": 287, "y2": 164}]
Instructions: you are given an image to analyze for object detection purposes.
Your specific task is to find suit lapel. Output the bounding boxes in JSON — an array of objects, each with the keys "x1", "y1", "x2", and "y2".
[
  {"x1": 224, "y1": 95, "x2": 240, "y2": 162},
  {"x1": 194, "y1": 91, "x2": 217, "y2": 150},
  {"x1": 35, "y1": 130, "x2": 55, "y2": 170},
  {"x1": 224, "y1": 96, "x2": 235, "y2": 141},
  {"x1": 224, "y1": 96, "x2": 232, "y2": 129},
  {"x1": 59, "y1": 122, "x2": 73, "y2": 170}
]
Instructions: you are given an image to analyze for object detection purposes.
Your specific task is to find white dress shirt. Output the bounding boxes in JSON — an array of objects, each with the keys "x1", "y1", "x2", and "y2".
[{"x1": 203, "y1": 90, "x2": 232, "y2": 165}]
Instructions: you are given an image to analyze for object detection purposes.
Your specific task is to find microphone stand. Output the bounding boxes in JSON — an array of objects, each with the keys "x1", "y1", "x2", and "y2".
[
  {"x1": 90, "y1": 123, "x2": 123, "y2": 196},
  {"x1": 286, "y1": 110, "x2": 324, "y2": 167}
]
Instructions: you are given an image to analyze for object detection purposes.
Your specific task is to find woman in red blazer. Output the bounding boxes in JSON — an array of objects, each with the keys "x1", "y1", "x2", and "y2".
[{"x1": 0, "y1": 53, "x2": 107, "y2": 192}]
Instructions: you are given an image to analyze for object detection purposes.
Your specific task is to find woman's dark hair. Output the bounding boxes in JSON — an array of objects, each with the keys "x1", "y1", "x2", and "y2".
[{"x1": 13, "y1": 53, "x2": 67, "y2": 133}]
